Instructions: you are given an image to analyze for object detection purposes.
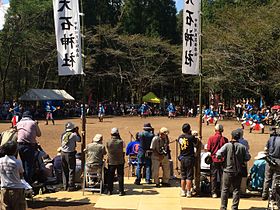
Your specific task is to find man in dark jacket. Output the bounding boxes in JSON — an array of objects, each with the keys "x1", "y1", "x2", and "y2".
[
  {"x1": 216, "y1": 130, "x2": 250, "y2": 210},
  {"x1": 106, "y1": 128, "x2": 125, "y2": 196},
  {"x1": 134, "y1": 123, "x2": 154, "y2": 185},
  {"x1": 262, "y1": 129, "x2": 280, "y2": 200},
  {"x1": 207, "y1": 124, "x2": 228, "y2": 198}
]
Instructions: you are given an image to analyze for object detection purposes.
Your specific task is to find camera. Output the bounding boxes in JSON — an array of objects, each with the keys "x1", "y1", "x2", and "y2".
[
  {"x1": 159, "y1": 146, "x2": 168, "y2": 155},
  {"x1": 270, "y1": 126, "x2": 280, "y2": 136}
]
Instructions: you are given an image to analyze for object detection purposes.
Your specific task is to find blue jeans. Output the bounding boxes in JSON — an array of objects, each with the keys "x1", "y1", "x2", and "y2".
[
  {"x1": 135, "y1": 153, "x2": 151, "y2": 183},
  {"x1": 18, "y1": 143, "x2": 36, "y2": 184}
]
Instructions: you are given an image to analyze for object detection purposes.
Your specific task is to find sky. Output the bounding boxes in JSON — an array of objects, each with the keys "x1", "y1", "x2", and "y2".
[
  {"x1": 0, "y1": 0, "x2": 183, "y2": 30},
  {"x1": 175, "y1": 0, "x2": 184, "y2": 12},
  {"x1": 0, "y1": 0, "x2": 10, "y2": 30}
]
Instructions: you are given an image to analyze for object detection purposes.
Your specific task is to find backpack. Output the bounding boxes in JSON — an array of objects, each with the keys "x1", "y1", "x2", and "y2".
[
  {"x1": 0, "y1": 129, "x2": 18, "y2": 146},
  {"x1": 231, "y1": 142, "x2": 247, "y2": 177}
]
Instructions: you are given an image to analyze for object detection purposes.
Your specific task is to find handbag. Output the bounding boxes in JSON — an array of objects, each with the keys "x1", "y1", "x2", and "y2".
[{"x1": 205, "y1": 154, "x2": 213, "y2": 165}]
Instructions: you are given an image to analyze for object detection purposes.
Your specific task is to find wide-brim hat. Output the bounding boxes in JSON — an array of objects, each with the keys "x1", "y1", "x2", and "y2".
[
  {"x1": 93, "y1": 134, "x2": 103, "y2": 142},
  {"x1": 159, "y1": 127, "x2": 169, "y2": 135},
  {"x1": 192, "y1": 130, "x2": 198, "y2": 136},
  {"x1": 65, "y1": 122, "x2": 75, "y2": 131},
  {"x1": 111, "y1": 127, "x2": 119, "y2": 135},
  {"x1": 254, "y1": 151, "x2": 267, "y2": 160}
]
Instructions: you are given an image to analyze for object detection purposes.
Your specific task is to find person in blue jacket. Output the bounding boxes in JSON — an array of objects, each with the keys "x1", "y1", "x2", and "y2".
[
  {"x1": 167, "y1": 103, "x2": 176, "y2": 119},
  {"x1": 250, "y1": 111, "x2": 265, "y2": 133},
  {"x1": 248, "y1": 151, "x2": 266, "y2": 192},
  {"x1": 98, "y1": 104, "x2": 105, "y2": 122},
  {"x1": 241, "y1": 110, "x2": 252, "y2": 129},
  {"x1": 45, "y1": 101, "x2": 56, "y2": 125},
  {"x1": 139, "y1": 102, "x2": 150, "y2": 118}
]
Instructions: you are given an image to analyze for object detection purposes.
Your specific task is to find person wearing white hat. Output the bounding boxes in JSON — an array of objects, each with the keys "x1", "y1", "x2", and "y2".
[
  {"x1": 247, "y1": 151, "x2": 266, "y2": 192},
  {"x1": 84, "y1": 134, "x2": 106, "y2": 176},
  {"x1": 60, "y1": 122, "x2": 81, "y2": 191},
  {"x1": 150, "y1": 127, "x2": 171, "y2": 188}
]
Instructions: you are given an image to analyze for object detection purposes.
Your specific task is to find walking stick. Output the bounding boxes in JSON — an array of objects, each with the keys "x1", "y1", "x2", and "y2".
[{"x1": 175, "y1": 139, "x2": 180, "y2": 175}]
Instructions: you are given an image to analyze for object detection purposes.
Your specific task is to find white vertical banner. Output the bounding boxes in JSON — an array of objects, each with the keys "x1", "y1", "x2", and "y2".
[
  {"x1": 182, "y1": 0, "x2": 201, "y2": 75},
  {"x1": 53, "y1": 0, "x2": 83, "y2": 76}
]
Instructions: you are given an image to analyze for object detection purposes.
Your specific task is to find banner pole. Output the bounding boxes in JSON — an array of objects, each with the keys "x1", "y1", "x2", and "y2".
[
  {"x1": 80, "y1": 0, "x2": 86, "y2": 171},
  {"x1": 194, "y1": 0, "x2": 203, "y2": 195}
]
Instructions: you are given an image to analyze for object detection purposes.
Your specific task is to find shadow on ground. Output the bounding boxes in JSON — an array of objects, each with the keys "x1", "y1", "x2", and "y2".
[
  {"x1": 27, "y1": 197, "x2": 92, "y2": 209},
  {"x1": 183, "y1": 208, "x2": 266, "y2": 210}
]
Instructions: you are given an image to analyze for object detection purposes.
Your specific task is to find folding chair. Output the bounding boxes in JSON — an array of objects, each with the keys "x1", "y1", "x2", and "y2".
[
  {"x1": 83, "y1": 163, "x2": 104, "y2": 195},
  {"x1": 127, "y1": 154, "x2": 138, "y2": 179}
]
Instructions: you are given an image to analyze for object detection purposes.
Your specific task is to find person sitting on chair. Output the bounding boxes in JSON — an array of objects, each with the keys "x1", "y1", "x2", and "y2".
[
  {"x1": 84, "y1": 134, "x2": 107, "y2": 177},
  {"x1": 126, "y1": 132, "x2": 140, "y2": 176}
]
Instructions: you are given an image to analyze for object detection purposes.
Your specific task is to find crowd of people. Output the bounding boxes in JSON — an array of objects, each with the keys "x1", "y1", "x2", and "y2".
[{"x1": 0, "y1": 107, "x2": 280, "y2": 209}]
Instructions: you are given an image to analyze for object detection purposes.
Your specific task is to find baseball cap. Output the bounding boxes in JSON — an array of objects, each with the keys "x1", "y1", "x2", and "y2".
[
  {"x1": 143, "y1": 123, "x2": 153, "y2": 130},
  {"x1": 231, "y1": 129, "x2": 240, "y2": 140},
  {"x1": 236, "y1": 128, "x2": 244, "y2": 138},
  {"x1": 22, "y1": 111, "x2": 33, "y2": 119}
]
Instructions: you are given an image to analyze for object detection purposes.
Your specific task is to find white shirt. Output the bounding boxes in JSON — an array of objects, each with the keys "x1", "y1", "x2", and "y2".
[{"x1": 0, "y1": 155, "x2": 24, "y2": 189}]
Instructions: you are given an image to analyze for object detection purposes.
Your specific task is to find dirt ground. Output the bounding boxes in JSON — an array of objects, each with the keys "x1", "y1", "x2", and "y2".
[
  {"x1": 0, "y1": 116, "x2": 271, "y2": 210},
  {"x1": 0, "y1": 116, "x2": 270, "y2": 168}
]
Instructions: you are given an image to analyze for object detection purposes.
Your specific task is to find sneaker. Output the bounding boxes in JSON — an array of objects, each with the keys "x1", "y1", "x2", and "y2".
[
  {"x1": 262, "y1": 195, "x2": 268, "y2": 200},
  {"x1": 180, "y1": 190, "x2": 186, "y2": 197},
  {"x1": 212, "y1": 193, "x2": 218, "y2": 198},
  {"x1": 146, "y1": 180, "x2": 152, "y2": 184},
  {"x1": 119, "y1": 191, "x2": 126, "y2": 196},
  {"x1": 68, "y1": 187, "x2": 77, "y2": 192},
  {"x1": 155, "y1": 184, "x2": 160, "y2": 188},
  {"x1": 186, "y1": 191, "x2": 192, "y2": 198},
  {"x1": 134, "y1": 180, "x2": 141, "y2": 185}
]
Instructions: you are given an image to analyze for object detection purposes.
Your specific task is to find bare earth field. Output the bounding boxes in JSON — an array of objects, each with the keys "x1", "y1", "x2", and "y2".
[
  {"x1": 0, "y1": 116, "x2": 270, "y2": 168},
  {"x1": 0, "y1": 116, "x2": 270, "y2": 210}
]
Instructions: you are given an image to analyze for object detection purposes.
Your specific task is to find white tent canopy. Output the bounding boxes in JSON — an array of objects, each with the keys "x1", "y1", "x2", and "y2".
[{"x1": 19, "y1": 89, "x2": 75, "y2": 101}]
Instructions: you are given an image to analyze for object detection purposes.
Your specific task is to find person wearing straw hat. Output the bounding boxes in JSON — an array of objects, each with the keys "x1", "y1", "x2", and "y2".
[
  {"x1": 150, "y1": 127, "x2": 171, "y2": 188},
  {"x1": 60, "y1": 122, "x2": 81, "y2": 191},
  {"x1": 84, "y1": 134, "x2": 106, "y2": 175}
]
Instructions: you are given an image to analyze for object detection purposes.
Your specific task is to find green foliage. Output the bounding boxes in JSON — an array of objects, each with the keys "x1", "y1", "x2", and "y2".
[
  {"x1": 121, "y1": 0, "x2": 178, "y2": 43},
  {"x1": 1, "y1": 0, "x2": 280, "y2": 106},
  {"x1": 203, "y1": 0, "x2": 280, "y2": 104}
]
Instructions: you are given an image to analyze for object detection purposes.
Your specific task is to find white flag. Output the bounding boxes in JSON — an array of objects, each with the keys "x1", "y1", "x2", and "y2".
[
  {"x1": 53, "y1": 0, "x2": 83, "y2": 75},
  {"x1": 182, "y1": 0, "x2": 201, "y2": 75}
]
